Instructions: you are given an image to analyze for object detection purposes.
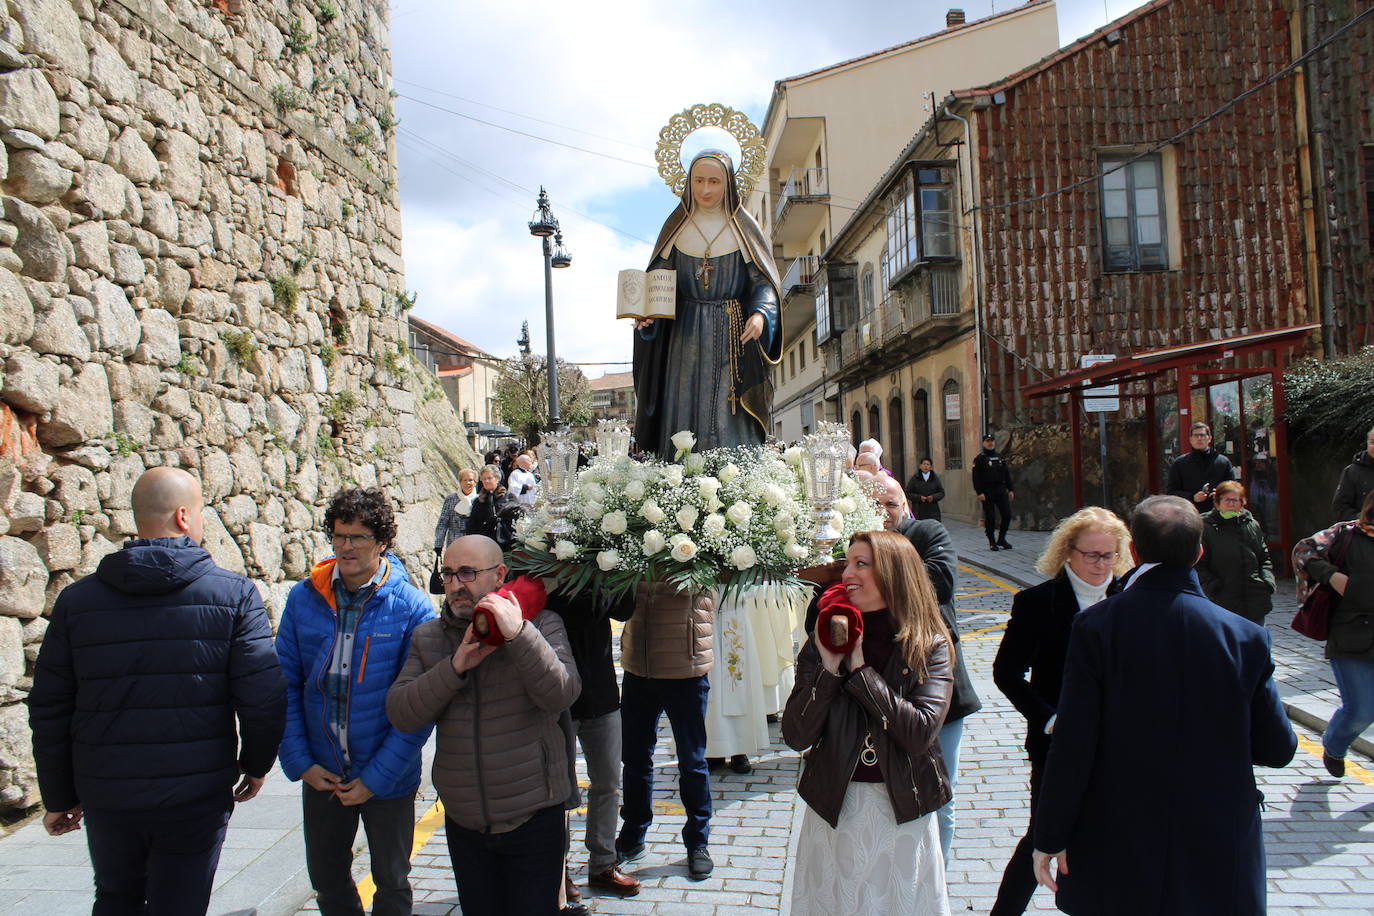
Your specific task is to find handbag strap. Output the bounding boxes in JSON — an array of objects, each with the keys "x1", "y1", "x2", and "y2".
[{"x1": 1331, "y1": 524, "x2": 1356, "y2": 572}]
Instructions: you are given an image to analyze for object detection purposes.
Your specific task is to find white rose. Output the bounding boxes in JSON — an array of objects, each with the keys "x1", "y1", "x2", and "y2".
[
  {"x1": 783, "y1": 446, "x2": 805, "y2": 467},
  {"x1": 784, "y1": 539, "x2": 809, "y2": 561},
  {"x1": 662, "y1": 465, "x2": 684, "y2": 487},
  {"x1": 683, "y1": 453, "x2": 706, "y2": 474},
  {"x1": 670, "y1": 430, "x2": 697, "y2": 453},
  {"x1": 580, "y1": 481, "x2": 606, "y2": 504},
  {"x1": 726, "y1": 501, "x2": 753, "y2": 527},
  {"x1": 675, "y1": 506, "x2": 699, "y2": 531},
  {"x1": 707, "y1": 496, "x2": 724, "y2": 512},
  {"x1": 639, "y1": 500, "x2": 665, "y2": 525},
  {"x1": 600, "y1": 511, "x2": 628, "y2": 535},
  {"x1": 623, "y1": 479, "x2": 645, "y2": 501},
  {"x1": 762, "y1": 483, "x2": 787, "y2": 507},
  {"x1": 834, "y1": 497, "x2": 856, "y2": 515},
  {"x1": 718, "y1": 463, "x2": 740, "y2": 484},
  {"x1": 581, "y1": 500, "x2": 604, "y2": 521},
  {"x1": 554, "y1": 540, "x2": 578, "y2": 561},
  {"x1": 596, "y1": 549, "x2": 622, "y2": 571},
  {"x1": 697, "y1": 477, "x2": 722, "y2": 499},
  {"x1": 830, "y1": 510, "x2": 844, "y2": 531},
  {"x1": 669, "y1": 533, "x2": 698, "y2": 562},
  {"x1": 774, "y1": 512, "x2": 795, "y2": 535},
  {"x1": 642, "y1": 529, "x2": 666, "y2": 555},
  {"x1": 702, "y1": 513, "x2": 726, "y2": 537},
  {"x1": 730, "y1": 544, "x2": 758, "y2": 570},
  {"x1": 527, "y1": 533, "x2": 547, "y2": 551}
]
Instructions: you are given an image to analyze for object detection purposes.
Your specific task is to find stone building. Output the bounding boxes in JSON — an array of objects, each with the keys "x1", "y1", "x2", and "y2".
[
  {"x1": 0, "y1": 0, "x2": 468, "y2": 811},
  {"x1": 586, "y1": 370, "x2": 634, "y2": 426},
  {"x1": 407, "y1": 313, "x2": 501, "y2": 440}
]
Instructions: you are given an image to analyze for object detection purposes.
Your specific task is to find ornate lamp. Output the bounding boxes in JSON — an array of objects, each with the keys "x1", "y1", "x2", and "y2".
[
  {"x1": 528, "y1": 188, "x2": 558, "y2": 237},
  {"x1": 536, "y1": 427, "x2": 579, "y2": 536},
  {"x1": 801, "y1": 421, "x2": 851, "y2": 563},
  {"x1": 551, "y1": 232, "x2": 572, "y2": 269}
]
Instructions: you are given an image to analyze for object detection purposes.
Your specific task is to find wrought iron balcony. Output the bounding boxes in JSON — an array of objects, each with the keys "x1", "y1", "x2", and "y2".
[{"x1": 774, "y1": 168, "x2": 829, "y2": 225}]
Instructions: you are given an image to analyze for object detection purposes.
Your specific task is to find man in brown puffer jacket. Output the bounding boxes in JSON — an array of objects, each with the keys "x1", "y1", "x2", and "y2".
[
  {"x1": 616, "y1": 582, "x2": 717, "y2": 879},
  {"x1": 387, "y1": 535, "x2": 580, "y2": 915}
]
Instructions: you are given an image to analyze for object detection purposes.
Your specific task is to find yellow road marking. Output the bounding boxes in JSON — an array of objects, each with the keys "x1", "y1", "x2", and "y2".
[
  {"x1": 1295, "y1": 733, "x2": 1374, "y2": 788},
  {"x1": 358, "y1": 798, "x2": 447, "y2": 907},
  {"x1": 958, "y1": 563, "x2": 1022, "y2": 593}
]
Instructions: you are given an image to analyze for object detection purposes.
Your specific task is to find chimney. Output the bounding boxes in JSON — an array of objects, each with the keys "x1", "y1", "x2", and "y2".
[{"x1": 946, "y1": 9, "x2": 966, "y2": 27}]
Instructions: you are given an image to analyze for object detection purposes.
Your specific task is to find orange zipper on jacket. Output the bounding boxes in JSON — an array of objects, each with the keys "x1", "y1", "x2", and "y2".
[{"x1": 357, "y1": 636, "x2": 371, "y2": 684}]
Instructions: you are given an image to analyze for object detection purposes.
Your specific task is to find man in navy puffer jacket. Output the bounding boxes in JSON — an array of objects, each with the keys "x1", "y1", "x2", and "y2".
[
  {"x1": 28, "y1": 467, "x2": 287, "y2": 915},
  {"x1": 277, "y1": 487, "x2": 435, "y2": 916}
]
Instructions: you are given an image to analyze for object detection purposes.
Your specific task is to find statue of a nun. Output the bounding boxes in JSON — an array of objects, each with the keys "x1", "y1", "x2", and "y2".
[{"x1": 633, "y1": 128, "x2": 782, "y2": 457}]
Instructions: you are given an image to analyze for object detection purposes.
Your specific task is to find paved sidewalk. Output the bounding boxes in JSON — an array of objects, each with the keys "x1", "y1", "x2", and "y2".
[{"x1": 941, "y1": 517, "x2": 1374, "y2": 762}]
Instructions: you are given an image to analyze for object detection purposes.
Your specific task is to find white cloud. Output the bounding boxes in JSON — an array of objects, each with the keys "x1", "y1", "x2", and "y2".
[{"x1": 391, "y1": 0, "x2": 1115, "y2": 369}]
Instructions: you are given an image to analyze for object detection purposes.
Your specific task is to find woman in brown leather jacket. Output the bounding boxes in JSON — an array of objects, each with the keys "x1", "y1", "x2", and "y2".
[{"x1": 782, "y1": 530, "x2": 954, "y2": 916}]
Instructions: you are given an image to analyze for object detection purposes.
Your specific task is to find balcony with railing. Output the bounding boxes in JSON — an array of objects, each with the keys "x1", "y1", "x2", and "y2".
[
  {"x1": 773, "y1": 168, "x2": 829, "y2": 244},
  {"x1": 782, "y1": 255, "x2": 821, "y2": 297},
  {"x1": 825, "y1": 267, "x2": 970, "y2": 384}
]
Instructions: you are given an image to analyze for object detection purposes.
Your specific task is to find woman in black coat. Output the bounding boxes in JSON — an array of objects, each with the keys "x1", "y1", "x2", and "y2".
[
  {"x1": 1197, "y1": 480, "x2": 1275, "y2": 625},
  {"x1": 989, "y1": 506, "x2": 1131, "y2": 916},
  {"x1": 905, "y1": 458, "x2": 945, "y2": 521},
  {"x1": 467, "y1": 464, "x2": 521, "y2": 551}
]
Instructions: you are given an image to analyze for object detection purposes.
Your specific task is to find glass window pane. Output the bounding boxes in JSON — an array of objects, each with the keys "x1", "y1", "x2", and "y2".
[
  {"x1": 1101, "y1": 164, "x2": 1127, "y2": 190},
  {"x1": 1105, "y1": 218, "x2": 1131, "y2": 246},
  {"x1": 1131, "y1": 158, "x2": 1160, "y2": 188},
  {"x1": 1139, "y1": 243, "x2": 1166, "y2": 267},
  {"x1": 1104, "y1": 189, "x2": 1129, "y2": 217},
  {"x1": 1136, "y1": 216, "x2": 1162, "y2": 245},
  {"x1": 1134, "y1": 188, "x2": 1159, "y2": 217}
]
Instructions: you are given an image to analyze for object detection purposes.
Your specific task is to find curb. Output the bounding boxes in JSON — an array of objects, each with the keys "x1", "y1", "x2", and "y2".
[{"x1": 955, "y1": 553, "x2": 1374, "y2": 764}]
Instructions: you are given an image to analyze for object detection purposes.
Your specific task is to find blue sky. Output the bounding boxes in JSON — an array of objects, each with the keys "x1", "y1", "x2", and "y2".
[{"x1": 390, "y1": 0, "x2": 1146, "y2": 372}]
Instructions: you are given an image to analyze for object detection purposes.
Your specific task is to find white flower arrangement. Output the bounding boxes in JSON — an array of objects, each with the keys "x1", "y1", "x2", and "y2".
[{"x1": 509, "y1": 431, "x2": 885, "y2": 600}]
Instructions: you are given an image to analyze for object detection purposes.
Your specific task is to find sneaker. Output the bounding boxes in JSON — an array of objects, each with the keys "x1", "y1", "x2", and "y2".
[
  {"x1": 1323, "y1": 753, "x2": 1346, "y2": 778},
  {"x1": 687, "y1": 846, "x2": 714, "y2": 879},
  {"x1": 615, "y1": 841, "x2": 646, "y2": 865},
  {"x1": 729, "y1": 754, "x2": 753, "y2": 774}
]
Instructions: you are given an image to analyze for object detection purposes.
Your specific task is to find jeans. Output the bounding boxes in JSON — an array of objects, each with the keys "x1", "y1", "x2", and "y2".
[
  {"x1": 302, "y1": 786, "x2": 415, "y2": 916},
  {"x1": 983, "y1": 491, "x2": 1012, "y2": 545},
  {"x1": 618, "y1": 672, "x2": 712, "y2": 851},
  {"x1": 1324, "y1": 656, "x2": 1374, "y2": 757},
  {"x1": 574, "y1": 711, "x2": 622, "y2": 872},
  {"x1": 83, "y1": 794, "x2": 233, "y2": 916},
  {"x1": 990, "y1": 758, "x2": 1046, "y2": 916},
  {"x1": 446, "y1": 803, "x2": 566, "y2": 916},
  {"x1": 935, "y1": 717, "x2": 965, "y2": 863}
]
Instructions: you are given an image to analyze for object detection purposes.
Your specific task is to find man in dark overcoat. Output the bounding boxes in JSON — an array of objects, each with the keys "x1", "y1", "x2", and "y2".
[{"x1": 1032, "y1": 495, "x2": 1296, "y2": 916}]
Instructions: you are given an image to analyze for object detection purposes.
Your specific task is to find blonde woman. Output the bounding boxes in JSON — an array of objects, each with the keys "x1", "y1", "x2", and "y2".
[
  {"x1": 783, "y1": 530, "x2": 953, "y2": 916},
  {"x1": 990, "y1": 507, "x2": 1131, "y2": 915}
]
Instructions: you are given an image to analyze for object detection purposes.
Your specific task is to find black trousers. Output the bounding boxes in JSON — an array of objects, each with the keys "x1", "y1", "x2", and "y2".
[
  {"x1": 83, "y1": 793, "x2": 233, "y2": 916},
  {"x1": 991, "y1": 757, "x2": 1046, "y2": 916},
  {"x1": 302, "y1": 786, "x2": 416, "y2": 916},
  {"x1": 983, "y1": 490, "x2": 1013, "y2": 545},
  {"x1": 445, "y1": 803, "x2": 566, "y2": 916}
]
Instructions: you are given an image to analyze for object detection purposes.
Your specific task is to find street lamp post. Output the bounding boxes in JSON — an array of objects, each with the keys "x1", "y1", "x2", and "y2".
[{"x1": 528, "y1": 188, "x2": 571, "y2": 431}]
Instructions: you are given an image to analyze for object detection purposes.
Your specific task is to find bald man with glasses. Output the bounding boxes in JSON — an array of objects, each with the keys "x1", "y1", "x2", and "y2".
[{"x1": 276, "y1": 487, "x2": 435, "y2": 916}]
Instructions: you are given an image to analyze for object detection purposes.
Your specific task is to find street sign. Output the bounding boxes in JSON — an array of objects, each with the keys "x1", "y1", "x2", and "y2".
[{"x1": 1079, "y1": 354, "x2": 1118, "y2": 412}]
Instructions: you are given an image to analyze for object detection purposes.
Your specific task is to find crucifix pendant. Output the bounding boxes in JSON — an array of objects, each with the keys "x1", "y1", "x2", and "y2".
[{"x1": 695, "y1": 257, "x2": 714, "y2": 291}]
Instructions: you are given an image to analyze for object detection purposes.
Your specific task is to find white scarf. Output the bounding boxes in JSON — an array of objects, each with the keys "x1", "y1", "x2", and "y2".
[{"x1": 1064, "y1": 563, "x2": 1111, "y2": 610}]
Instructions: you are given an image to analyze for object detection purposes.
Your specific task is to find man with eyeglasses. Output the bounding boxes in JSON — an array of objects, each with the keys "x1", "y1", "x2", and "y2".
[
  {"x1": 387, "y1": 534, "x2": 581, "y2": 915},
  {"x1": 276, "y1": 488, "x2": 436, "y2": 916},
  {"x1": 1166, "y1": 422, "x2": 1236, "y2": 511}
]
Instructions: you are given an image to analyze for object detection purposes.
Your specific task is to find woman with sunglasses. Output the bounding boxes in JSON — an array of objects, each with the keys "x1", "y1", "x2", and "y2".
[
  {"x1": 1196, "y1": 480, "x2": 1276, "y2": 625},
  {"x1": 783, "y1": 530, "x2": 954, "y2": 915},
  {"x1": 989, "y1": 507, "x2": 1131, "y2": 915}
]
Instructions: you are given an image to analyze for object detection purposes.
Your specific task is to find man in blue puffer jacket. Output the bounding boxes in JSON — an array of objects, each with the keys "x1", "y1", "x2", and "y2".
[
  {"x1": 28, "y1": 467, "x2": 287, "y2": 914},
  {"x1": 277, "y1": 487, "x2": 435, "y2": 916}
]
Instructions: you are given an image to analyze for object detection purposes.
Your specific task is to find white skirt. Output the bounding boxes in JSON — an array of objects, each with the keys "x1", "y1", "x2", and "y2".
[{"x1": 791, "y1": 782, "x2": 950, "y2": 916}]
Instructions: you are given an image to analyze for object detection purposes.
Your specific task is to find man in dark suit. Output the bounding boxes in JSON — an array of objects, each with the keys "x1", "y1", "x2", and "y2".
[{"x1": 1032, "y1": 495, "x2": 1296, "y2": 915}]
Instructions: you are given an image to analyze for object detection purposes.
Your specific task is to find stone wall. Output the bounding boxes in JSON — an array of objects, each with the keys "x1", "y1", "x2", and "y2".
[{"x1": 0, "y1": 0, "x2": 472, "y2": 812}]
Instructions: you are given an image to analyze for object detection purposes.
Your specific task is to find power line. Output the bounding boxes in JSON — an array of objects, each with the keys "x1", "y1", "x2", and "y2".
[
  {"x1": 395, "y1": 78, "x2": 654, "y2": 153},
  {"x1": 396, "y1": 93, "x2": 657, "y2": 171}
]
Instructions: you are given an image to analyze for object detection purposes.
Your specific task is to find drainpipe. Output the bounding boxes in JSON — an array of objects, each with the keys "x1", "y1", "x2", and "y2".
[
  {"x1": 940, "y1": 104, "x2": 990, "y2": 432},
  {"x1": 1303, "y1": 0, "x2": 1337, "y2": 356}
]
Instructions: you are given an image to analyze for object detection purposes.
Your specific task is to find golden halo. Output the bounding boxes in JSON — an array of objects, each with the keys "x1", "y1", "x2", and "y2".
[{"x1": 655, "y1": 103, "x2": 768, "y2": 197}]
